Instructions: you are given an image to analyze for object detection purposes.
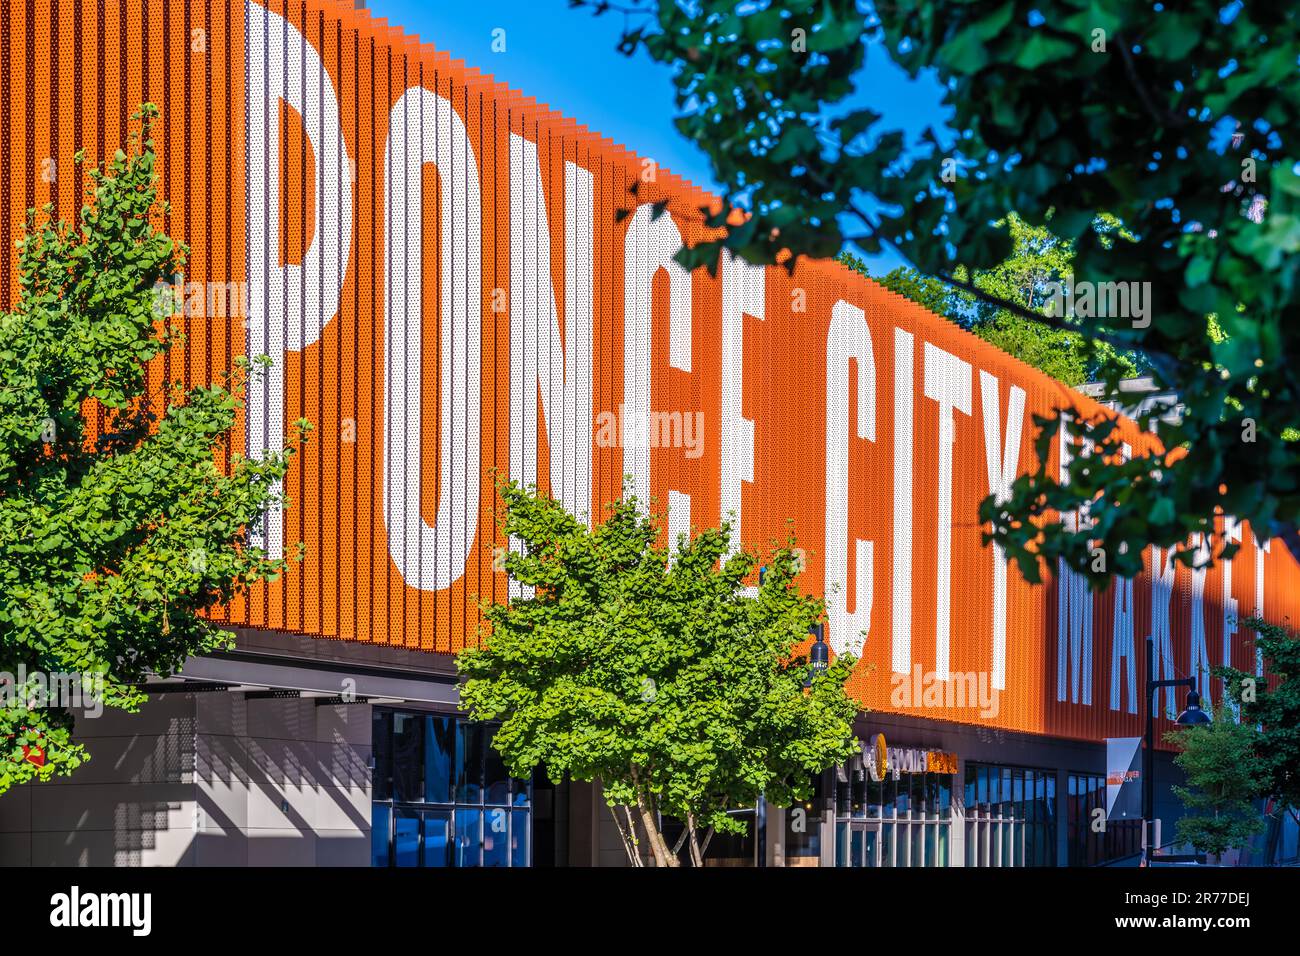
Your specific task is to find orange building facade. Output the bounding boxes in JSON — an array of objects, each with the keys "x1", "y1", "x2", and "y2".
[{"x1": 1, "y1": 0, "x2": 1295, "y2": 867}]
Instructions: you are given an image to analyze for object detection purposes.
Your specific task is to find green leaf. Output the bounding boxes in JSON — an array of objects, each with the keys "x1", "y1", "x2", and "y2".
[
  {"x1": 1013, "y1": 33, "x2": 1076, "y2": 70},
  {"x1": 937, "y1": 26, "x2": 990, "y2": 73}
]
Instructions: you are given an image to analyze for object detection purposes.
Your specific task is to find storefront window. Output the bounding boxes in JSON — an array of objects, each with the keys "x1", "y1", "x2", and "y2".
[
  {"x1": 785, "y1": 785, "x2": 824, "y2": 864},
  {"x1": 372, "y1": 708, "x2": 531, "y2": 867},
  {"x1": 1067, "y1": 772, "x2": 1142, "y2": 866},
  {"x1": 394, "y1": 809, "x2": 420, "y2": 867},
  {"x1": 833, "y1": 756, "x2": 954, "y2": 867},
  {"x1": 371, "y1": 803, "x2": 391, "y2": 867},
  {"x1": 423, "y1": 809, "x2": 452, "y2": 867},
  {"x1": 455, "y1": 722, "x2": 484, "y2": 804},
  {"x1": 964, "y1": 762, "x2": 1057, "y2": 867},
  {"x1": 424, "y1": 715, "x2": 455, "y2": 804},
  {"x1": 392, "y1": 712, "x2": 424, "y2": 803}
]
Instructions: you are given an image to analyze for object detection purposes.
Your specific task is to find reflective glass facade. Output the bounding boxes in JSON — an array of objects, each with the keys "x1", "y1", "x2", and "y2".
[
  {"x1": 372, "y1": 709, "x2": 531, "y2": 867},
  {"x1": 834, "y1": 764, "x2": 953, "y2": 867},
  {"x1": 1066, "y1": 772, "x2": 1143, "y2": 866},
  {"x1": 963, "y1": 762, "x2": 1056, "y2": 867}
]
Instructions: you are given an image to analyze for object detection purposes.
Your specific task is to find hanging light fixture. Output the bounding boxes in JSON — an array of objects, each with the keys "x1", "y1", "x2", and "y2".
[
  {"x1": 805, "y1": 623, "x2": 828, "y2": 688},
  {"x1": 1174, "y1": 689, "x2": 1212, "y2": 725}
]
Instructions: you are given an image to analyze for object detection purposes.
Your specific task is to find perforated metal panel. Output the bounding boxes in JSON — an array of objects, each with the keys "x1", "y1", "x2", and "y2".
[{"x1": 4, "y1": 0, "x2": 1298, "y2": 749}]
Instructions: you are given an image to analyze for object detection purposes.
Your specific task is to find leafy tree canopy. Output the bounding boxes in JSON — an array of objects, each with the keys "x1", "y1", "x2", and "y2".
[
  {"x1": 0, "y1": 106, "x2": 300, "y2": 794},
  {"x1": 839, "y1": 213, "x2": 1140, "y2": 386},
  {"x1": 582, "y1": 0, "x2": 1300, "y2": 585},
  {"x1": 457, "y1": 481, "x2": 862, "y2": 866},
  {"x1": 1161, "y1": 616, "x2": 1299, "y2": 857},
  {"x1": 1165, "y1": 701, "x2": 1268, "y2": 857},
  {"x1": 1217, "y1": 616, "x2": 1300, "y2": 811}
]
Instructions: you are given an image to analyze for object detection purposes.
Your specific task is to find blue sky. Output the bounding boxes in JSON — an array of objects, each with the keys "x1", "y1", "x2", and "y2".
[{"x1": 367, "y1": 1, "x2": 951, "y2": 272}]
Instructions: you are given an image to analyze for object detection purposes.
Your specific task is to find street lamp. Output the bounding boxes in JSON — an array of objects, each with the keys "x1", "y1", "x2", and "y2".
[
  {"x1": 1143, "y1": 635, "x2": 1213, "y2": 864},
  {"x1": 805, "y1": 623, "x2": 828, "y2": 689}
]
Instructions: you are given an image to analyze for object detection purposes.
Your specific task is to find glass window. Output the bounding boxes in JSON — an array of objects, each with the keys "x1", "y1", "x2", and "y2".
[
  {"x1": 372, "y1": 709, "x2": 533, "y2": 868},
  {"x1": 455, "y1": 809, "x2": 482, "y2": 867},
  {"x1": 483, "y1": 806, "x2": 510, "y2": 867},
  {"x1": 882, "y1": 822, "x2": 894, "y2": 867},
  {"x1": 395, "y1": 810, "x2": 420, "y2": 867},
  {"x1": 786, "y1": 798, "x2": 822, "y2": 862},
  {"x1": 511, "y1": 810, "x2": 529, "y2": 867},
  {"x1": 373, "y1": 710, "x2": 392, "y2": 802},
  {"x1": 965, "y1": 762, "x2": 1058, "y2": 868},
  {"x1": 484, "y1": 728, "x2": 510, "y2": 806},
  {"x1": 512, "y1": 773, "x2": 531, "y2": 808},
  {"x1": 372, "y1": 803, "x2": 391, "y2": 867},
  {"x1": 925, "y1": 774, "x2": 940, "y2": 821},
  {"x1": 1067, "y1": 771, "x2": 1141, "y2": 867},
  {"x1": 425, "y1": 716, "x2": 455, "y2": 804},
  {"x1": 392, "y1": 712, "x2": 424, "y2": 803},
  {"x1": 456, "y1": 722, "x2": 484, "y2": 804},
  {"x1": 867, "y1": 775, "x2": 883, "y2": 818},
  {"x1": 850, "y1": 765, "x2": 867, "y2": 817},
  {"x1": 424, "y1": 810, "x2": 452, "y2": 868}
]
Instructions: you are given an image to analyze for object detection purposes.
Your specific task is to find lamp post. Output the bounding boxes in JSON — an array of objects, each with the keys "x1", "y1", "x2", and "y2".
[{"x1": 1143, "y1": 635, "x2": 1212, "y2": 864}]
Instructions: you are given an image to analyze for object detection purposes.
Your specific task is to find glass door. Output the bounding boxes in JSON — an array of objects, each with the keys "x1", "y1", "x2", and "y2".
[{"x1": 837, "y1": 820, "x2": 881, "y2": 867}]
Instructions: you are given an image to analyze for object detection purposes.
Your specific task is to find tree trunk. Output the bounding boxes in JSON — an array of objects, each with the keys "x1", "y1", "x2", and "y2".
[
  {"x1": 686, "y1": 813, "x2": 704, "y2": 867},
  {"x1": 635, "y1": 793, "x2": 677, "y2": 867},
  {"x1": 623, "y1": 805, "x2": 645, "y2": 867},
  {"x1": 630, "y1": 765, "x2": 677, "y2": 867},
  {"x1": 608, "y1": 802, "x2": 642, "y2": 867},
  {"x1": 700, "y1": 827, "x2": 715, "y2": 857}
]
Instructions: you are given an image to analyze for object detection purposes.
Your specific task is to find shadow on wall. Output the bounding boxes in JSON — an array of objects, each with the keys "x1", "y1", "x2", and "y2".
[{"x1": 0, "y1": 693, "x2": 372, "y2": 866}]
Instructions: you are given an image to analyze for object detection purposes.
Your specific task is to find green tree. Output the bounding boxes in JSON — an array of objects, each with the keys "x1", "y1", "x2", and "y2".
[
  {"x1": 457, "y1": 481, "x2": 862, "y2": 867},
  {"x1": 839, "y1": 214, "x2": 1140, "y2": 386},
  {"x1": 0, "y1": 105, "x2": 303, "y2": 794},
  {"x1": 583, "y1": 0, "x2": 1300, "y2": 586},
  {"x1": 1164, "y1": 703, "x2": 1268, "y2": 858},
  {"x1": 838, "y1": 251, "x2": 973, "y2": 320},
  {"x1": 1217, "y1": 616, "x2": 1300, "y2": 812}
]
